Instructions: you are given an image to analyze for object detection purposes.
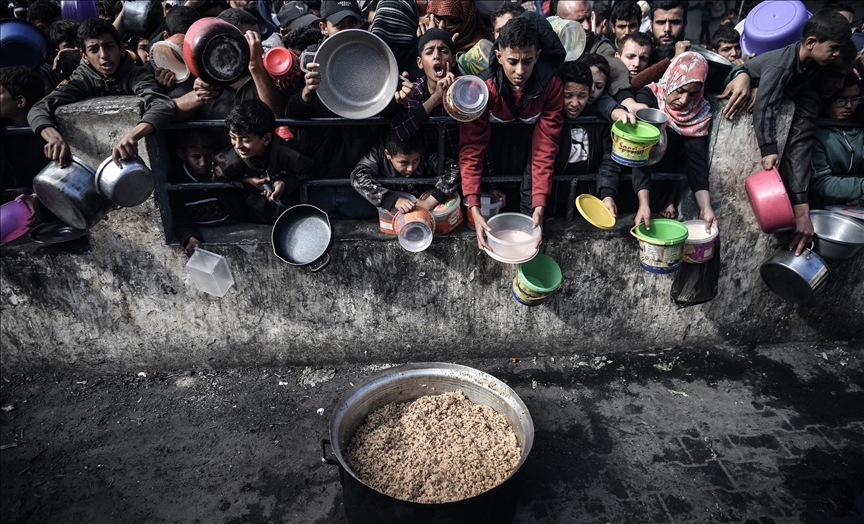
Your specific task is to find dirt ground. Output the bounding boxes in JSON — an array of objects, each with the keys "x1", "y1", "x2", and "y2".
[{"x1": 1, "y1": 343, "x2": 862, "y2": 523}]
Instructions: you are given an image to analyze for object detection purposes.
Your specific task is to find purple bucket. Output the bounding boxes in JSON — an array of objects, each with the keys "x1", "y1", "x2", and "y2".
[
  {"x1": 741, "y1": 1, "x2": 811, "y2": 56},
  {"x1": 61, "y1": 0, "x2": 99, "y2": 23}
]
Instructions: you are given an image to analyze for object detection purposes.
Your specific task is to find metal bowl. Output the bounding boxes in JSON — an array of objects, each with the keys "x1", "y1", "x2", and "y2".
[
  {"x1": 122, "y1": 0, "x2": 165, "y2": 38},
  {"x1": 810, "y1": 209, "x2": 864, "y2": 260},
  {"x1": 312, "y1": 30, "x2": 399, "y2": 119},
  {"x1": 33, "y1": 157, "x2": 114, "y2": 230},
  {"x1": 95, "y1": 156, "x2": 155, "y2": 207},
  {"x1": 690, "y1": 45, "x2": 732, "y2": 92}
]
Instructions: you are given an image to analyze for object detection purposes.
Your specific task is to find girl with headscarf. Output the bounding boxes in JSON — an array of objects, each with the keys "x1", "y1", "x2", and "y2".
[
  {"x1": 426, "y1": 0, "x2": 491, "y2": 52},
  {"x1": 630, "y1": 52, "x2": 717, "y2": 233}
]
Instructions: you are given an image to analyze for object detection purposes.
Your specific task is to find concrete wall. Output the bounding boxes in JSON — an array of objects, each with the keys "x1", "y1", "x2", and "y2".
[{"x1": 1, "y1": 97, "x2": 862, "y2": 373}]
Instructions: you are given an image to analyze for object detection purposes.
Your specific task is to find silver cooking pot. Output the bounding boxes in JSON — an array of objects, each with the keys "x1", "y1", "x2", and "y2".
[
  {"x1": 810, "y1": 209, "x2": 864, "y2": 260},
  {"x1": 95, "y1": 156, "x2": 155, "y2": 207},
  {"x1": 760, "y1": 244, "x2": 830, "y2": 304},
  {"x1": 300, "y1": 30, "x2": 402, "y2": 119},
  {"x1": 33, "y1": 157, "x2": 115, "y2": 230},
  {"x1": 322, "y1": 362, "x2": 534, "y2": 523}
]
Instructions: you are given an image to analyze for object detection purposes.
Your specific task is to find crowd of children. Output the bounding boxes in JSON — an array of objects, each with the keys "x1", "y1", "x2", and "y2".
[{"x1": 1, "y1": 0, "x2": 862, "y2": 258}]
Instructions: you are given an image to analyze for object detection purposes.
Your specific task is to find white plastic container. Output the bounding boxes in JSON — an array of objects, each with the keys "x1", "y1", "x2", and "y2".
[
  {"x1": 486, "y1": 213, "x2": 541, "y2": 259},
  {"x1": 186, "y1": 248, "x2": 234, "y2": 297}
]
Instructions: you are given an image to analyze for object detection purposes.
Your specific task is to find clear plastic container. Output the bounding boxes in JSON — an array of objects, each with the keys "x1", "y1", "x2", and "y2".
[
  {"x1": 186, "y1": 248, "x2": 234, "y2": 297},
  {"x1": 486, "y1": 213, "x2": 541, "y2": 259},
  {"x1": 394, "y1": 208, "x2": 435, "y2": 252}
]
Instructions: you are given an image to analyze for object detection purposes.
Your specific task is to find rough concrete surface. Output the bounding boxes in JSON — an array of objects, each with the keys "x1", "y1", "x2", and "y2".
[
  {"x1": 2, "y1": 98, "x2": 863, "y2": 372},
  {"x1": 1, "y1": 343, "x2": 862, "y2": 523}
]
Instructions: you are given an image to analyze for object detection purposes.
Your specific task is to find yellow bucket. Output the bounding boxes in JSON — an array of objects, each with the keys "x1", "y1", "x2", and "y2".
[{"x1": 610, "y1": 121, "x2": 660, "y2": 167}]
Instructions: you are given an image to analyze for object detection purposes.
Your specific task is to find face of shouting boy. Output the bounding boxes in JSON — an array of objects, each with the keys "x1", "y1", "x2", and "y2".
[
  {"x1": 417, "y1": 39, "x2": 454, "y2": 82},
  {"x1": 495, "y1": 46, "x2": 540, "y2": 88},
  {"x1": 81, "y1": 34, "x2": 122, "y2": 78},
  {"x1": 229, "y1": 131, "x2": 271, "y2": 160}
]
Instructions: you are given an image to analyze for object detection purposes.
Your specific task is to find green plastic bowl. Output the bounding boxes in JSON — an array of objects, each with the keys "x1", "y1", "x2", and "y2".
[{"x1": 631, "y1": 219, "x2": 689, "y2": 246}]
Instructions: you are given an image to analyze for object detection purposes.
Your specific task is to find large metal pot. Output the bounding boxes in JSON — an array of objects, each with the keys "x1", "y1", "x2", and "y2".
[
  {"x1": 122, "y1": 0, "x2": 165, "y2": 38},
  {"x1": 300, "y1": 29, "x2": 401, "y2": 119},
  {"x1": 690, "y1": 45, "x2": 732, "y2": 92},
  {"x1": 272, "y1": 204, "x2": 332, "y2": 272},
  {"x1": 322, "y1": 362, "x2": 534, "y2": 524},
  {"x1": 95, "y1": 156, "x2": 155, "y2": 207},
  {"x1": 32, "y1": 157, "x2": 115, "y2": 230},
  {"x1": 810, "y1": 209, "x2": 864, "y2": 260},
  {"x1": 183, "y1": 18, "x2": 250, "y2": 87},
  {"x1": 760, "y1": 244, "x2": 830, "y2": 304}
]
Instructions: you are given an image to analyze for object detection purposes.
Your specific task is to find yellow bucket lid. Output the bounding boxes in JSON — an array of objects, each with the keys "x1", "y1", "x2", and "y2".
[{"x1": 575, "y1": 194, "x2": 615, "y2": 230}]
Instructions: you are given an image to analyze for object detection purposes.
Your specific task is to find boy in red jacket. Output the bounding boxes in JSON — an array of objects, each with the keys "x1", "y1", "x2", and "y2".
[{"x1": 460, "y1": 16, "x2": 564, "y2": 250}]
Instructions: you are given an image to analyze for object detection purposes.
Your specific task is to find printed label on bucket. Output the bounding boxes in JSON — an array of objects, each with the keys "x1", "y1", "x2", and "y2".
[{"x1": 638, "y1": 242, "x2": 683, "y2": 269}]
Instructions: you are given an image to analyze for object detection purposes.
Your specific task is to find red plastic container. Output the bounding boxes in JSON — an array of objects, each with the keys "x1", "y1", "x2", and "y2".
[
  {"x1": 745, "y1": 167, "x2": 795, "y2": 233},
  {"x1": 263, "y1": 47, "x2": 303, "y2": 90},
  {"x1": 183, "y1": 18, "x2": 250, "y2": 87}
]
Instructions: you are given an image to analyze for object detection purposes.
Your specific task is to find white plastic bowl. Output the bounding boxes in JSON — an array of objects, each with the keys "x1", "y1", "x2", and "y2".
[{"x1": 486, "y1": 213, "x2": 541, "y2": 259}]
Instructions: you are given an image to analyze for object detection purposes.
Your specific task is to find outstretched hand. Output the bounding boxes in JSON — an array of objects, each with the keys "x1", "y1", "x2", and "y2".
[{"x1": 717, "y1": 72, "x2": 751, "y2": 119}]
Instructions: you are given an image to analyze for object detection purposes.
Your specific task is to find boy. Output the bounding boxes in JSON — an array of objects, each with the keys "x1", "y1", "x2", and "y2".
[
  {"x1": 351, "y1": 134, "x2": 460, "y2": 214},
  {"x1": 809, "y1": 74, "x2": 864, "y2": 208},
  {"x1": 578, "y1": 53, "x2": 609, "y2": 105},
  {"x1": 490, "y1": 1, "x2": 525, "y2": 41},
  {"x1": 460, "y1": 16, "x2": 563, "y2": 250},
  {"x1": 615, "y1": 32, "x2": 652, "y2": 78},
  {"x1": 27, "y1": 18, "x2": 175, "y2": 168},
  {"x1": 214, "y1": 100, "x2": 313, "y2": 224},
  {"x1": 710, "y1": 25, "x2": 742, "y2": 64},
  {"x1": 170, "y1": 131, "x2": 244, "y2": 256},
  {"x1": 745, "y1": 9, "x2": 851, "y2": 254},
  {"x1": 552, "y1": 61, "x2": 621, "y2": 218}
]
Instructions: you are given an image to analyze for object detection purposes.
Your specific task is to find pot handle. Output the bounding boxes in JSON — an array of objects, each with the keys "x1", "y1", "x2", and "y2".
[
  {"x1": 262, "y1": 182, "x2": 288, "y2": 209},
  {"x1": 321, "y1": 439, "x2": 339, "y2": 466},
  {"x1": 299, "y1": 50, "x2": 316, "y2": 73},
  {"x1": 308, "y1": 253, "x2": 331, "y2": 273}
]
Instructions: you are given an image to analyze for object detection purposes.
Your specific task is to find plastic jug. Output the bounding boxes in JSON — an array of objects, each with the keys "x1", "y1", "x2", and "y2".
[{"x1": 186, "y1": 248, "x2": 235, "y2": 297}]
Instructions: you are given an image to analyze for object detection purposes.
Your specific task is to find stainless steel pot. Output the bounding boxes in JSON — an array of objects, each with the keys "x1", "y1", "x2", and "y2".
[
  {"x1": 95, "y1": 156, "x2": 155, "y2": 207},
  {"x1": 322, "y1": 362, "x2": 534, "y2": 524},
  {"x1": 760, "y1": 244, "x2": 830, "y2": 304},
  {"x1": 810, "y1": 209, "x2": 864, "y2": 260},
  {"x1": 33, "y1": 157, "x2": 115, "y2": 230},
  {"x1": 690, "y1": 44, "x2": 732, "y2": 92}
]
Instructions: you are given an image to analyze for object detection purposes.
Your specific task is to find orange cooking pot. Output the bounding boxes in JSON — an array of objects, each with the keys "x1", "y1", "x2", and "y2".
[{"x1": 183, "y1": 18, "x2": 250, "y2": 87}]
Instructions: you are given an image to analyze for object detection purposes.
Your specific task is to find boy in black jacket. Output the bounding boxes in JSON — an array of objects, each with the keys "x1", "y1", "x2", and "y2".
[{"x1": 214, "y1": 100, "x2": 313, "y2": 224}]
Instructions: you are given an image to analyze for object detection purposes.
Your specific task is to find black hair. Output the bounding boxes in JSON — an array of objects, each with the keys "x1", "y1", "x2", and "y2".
[
  {"x1": 384, "y1": 133, "x2": 423, "y2": 156},
  {"x1": 593, "y1": 2, "x2": 612, "y2": 25},
  {"x1": 180, "y1": 129, "x2": 216, "y2": 151},
  {"x1": 498, "y1": 16, "x2": 538, "y2": 52},
  {"x1": 26, "y1": 0, "x2": 60, "y2": 27},
  {"x1": 836, "y1": 39, "x2": 858, "y2": 68},
  {"x1": 826, "y1": 2, "x2": 856, "y2": 16},
  {"x1": 618, "y1": 31, "x2": 652, "y2": 50},
  {"x1": 558, "y1": 60, "x2": 593, "y2": 87},
  {"x1": 0, "y1": 66, "x2": 46, "y2": 111},
  {"x1": 96, "y1": 0, "x2": 121, "y2": 18},
  {"x1": 650, "y1": 43, "x2": 675, "y2": 62},
  {"x1": 577, "y1": 53, "x2": 610, "y2": 78},
  {"x1": 56, "y1": 49, "x2": 81, "y2": 81},
  {"x1": 283, "y1": 26, "x2": 322, "y2": 53},
  {"x1": 802, "y1": 9, "x2": 853, "y2": 44},
  {"x1": 489, "y1": 2, "x2": 525, "y2": 30},
  {"x1": 165, "y1": 6, "x2": 201, "y2": 35},
  {"x1": 49, "y1": 19, "x2": 80, "y2": 50},
  {"x1": 842, "y1": 72, "x2": 861, "y2": 89},
  {"x1": 218, "y1": 7, "x2": 258, "y2": 30},
  {"x1": 710, "y1": 25, "x2": 739, "y2": 51},
  {"x1": 226, "y1": 100, "x2": 275, "y2": 137},
  {"x1": 651, "y1": 0, "x2": 688, "y2": 21},
  {"x1": 610, "y1": 0, "x2": 641, "y2": 26},
  {"x1": 77, "y1": 18, "x2": 122, "y2": 49}
]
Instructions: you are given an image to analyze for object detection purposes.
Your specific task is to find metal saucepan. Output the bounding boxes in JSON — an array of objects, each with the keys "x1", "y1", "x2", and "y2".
[
  {"x1": 122, "y1": 0, "x2": 165, "y2": 38},
  {"x1": 95, "y1": 156, "x2": 155, "y2": 207},
  {"x1": 300, "y1": 29, "x2": 404, "y2": 119},
  {"x1": 32, "y1": 156, "x2": 115, "y2": 230},
  {"x1": 690, "y1": 45, "x2": 732, "y2": 92},
  {"x1": 272, "y1": 204, "x2": 332, "y2": 272},
  {"x1": 809, "y1": 209, "x2": 864, "y2": 260},
  {"x1": 760, "y1": 243, "x2": 830, "y2": 304}
]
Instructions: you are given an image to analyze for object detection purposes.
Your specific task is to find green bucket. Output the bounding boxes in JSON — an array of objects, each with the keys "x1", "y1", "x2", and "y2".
[
  {"x1": 517, "y1": 254, "x2": 563, "y2": 293},
  {"x1": 611, "y1": 121, "x2": 660, "y2": 143},
  {"x1": 630, "y1": 219, "x2": 689, "y2": 246}
]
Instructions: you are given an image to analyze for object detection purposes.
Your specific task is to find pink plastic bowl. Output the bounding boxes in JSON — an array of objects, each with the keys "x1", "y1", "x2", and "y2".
[
  {"x1": 1, "y1": 199, "x2": 32, "y2": 244},
  {"x1": 745, "y1": 167, "x2": 795, "y2": 233}
]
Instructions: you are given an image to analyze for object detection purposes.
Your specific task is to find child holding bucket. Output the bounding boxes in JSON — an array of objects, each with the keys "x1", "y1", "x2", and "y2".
[
  {"x1": 351, "y1": 133, "x2": 461, "y2": 215},
  {"x1": 628, "y1": 51, "x2": 717, "y2": 234}
]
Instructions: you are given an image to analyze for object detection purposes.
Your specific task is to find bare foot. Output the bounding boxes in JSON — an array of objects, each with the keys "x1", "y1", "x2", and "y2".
[{"x1": 660, "y1": 202, "x2": 677, "y2": 219}]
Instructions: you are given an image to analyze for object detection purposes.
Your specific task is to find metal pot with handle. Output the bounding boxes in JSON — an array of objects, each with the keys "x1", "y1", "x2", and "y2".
[
  {"x1": 32, "y1": 157, "x2": 115, "y2": 230},
  {"x1": 759, "y1": 243, "x2": 830, "y2": 304},
  {"x1": 271, "y1": 204, "x2": 332, "y2": 272},
  {"x1": 95, "y1": 156, "x2": 155, "y2": 207}
]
